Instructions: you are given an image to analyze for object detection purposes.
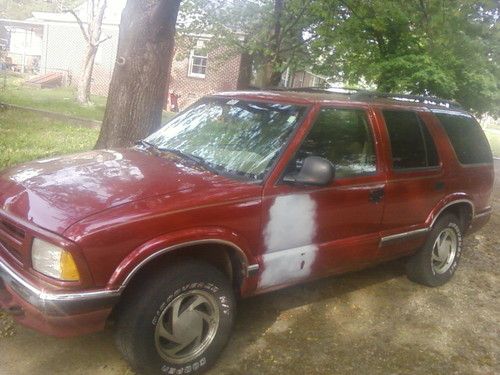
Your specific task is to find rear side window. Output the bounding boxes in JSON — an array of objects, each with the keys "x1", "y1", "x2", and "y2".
[
  {"x1": 434, "y1": 112, "x2": 492, "y2": 165},
  {"x1": 383, "y1": 110, "x2": 439, "y2": 170}
]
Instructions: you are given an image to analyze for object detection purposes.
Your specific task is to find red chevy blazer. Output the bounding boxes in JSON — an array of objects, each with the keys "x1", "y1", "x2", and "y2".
[{"x1": 0, "y1": 89, "x2": 494, "y2": 374}]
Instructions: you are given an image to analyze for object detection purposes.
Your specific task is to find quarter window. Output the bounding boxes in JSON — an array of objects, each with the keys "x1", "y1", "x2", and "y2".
[
  {"x1": 290, "y1": 108, "x2": 377, "y2": 178},
  {"x1": 383, "y1": 110, "x2": 439, "y2": 170},
  {"x1": 434, "y1": 112, "x2": 492, "y2": 165}
]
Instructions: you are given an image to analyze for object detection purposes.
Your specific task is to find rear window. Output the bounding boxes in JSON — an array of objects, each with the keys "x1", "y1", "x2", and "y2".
[
  {"x1": 434, "y1": 112, "x2": 492, "y2": 165},
  {"x1": 383, "y1": 110, "x2": 439, "y2": 170}
]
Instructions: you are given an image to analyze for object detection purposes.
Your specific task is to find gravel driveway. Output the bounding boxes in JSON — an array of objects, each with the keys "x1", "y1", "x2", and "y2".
[{"x1": 1, "y1": 161, "x2": 499, "y2": 375}]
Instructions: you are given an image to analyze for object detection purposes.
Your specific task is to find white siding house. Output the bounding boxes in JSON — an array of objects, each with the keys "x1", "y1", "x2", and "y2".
[{"x1": 1, "y1": 1, "x2": 126, "y2": 95}]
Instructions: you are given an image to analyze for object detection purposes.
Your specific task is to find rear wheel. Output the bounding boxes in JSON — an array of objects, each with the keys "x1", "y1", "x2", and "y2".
[
  {"x1": 115, "y1": 261, "x2": 235, "y2": 375},
  {"x1": 406, "y1": 214, "x2": 463, "y2": 287}
]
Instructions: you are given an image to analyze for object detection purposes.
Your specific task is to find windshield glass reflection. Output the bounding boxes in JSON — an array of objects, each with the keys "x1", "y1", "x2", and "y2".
[{"x1": 146, "y1": 97, "x2": 306, "y2": 180}]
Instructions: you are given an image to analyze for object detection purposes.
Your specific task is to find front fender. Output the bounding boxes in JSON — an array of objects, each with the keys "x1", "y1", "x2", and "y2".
[{"x1": 107, "y1": 226, "x2": 254, "y2": 290}]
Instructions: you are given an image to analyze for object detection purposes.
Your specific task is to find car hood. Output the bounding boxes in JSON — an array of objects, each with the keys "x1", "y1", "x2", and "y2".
[{"x1": 0, "y1": 148, "x2": 236, "y2": 234}]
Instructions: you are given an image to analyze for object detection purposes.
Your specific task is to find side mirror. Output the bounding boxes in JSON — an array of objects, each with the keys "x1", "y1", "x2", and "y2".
[{"x1": 283, "y1": 156, "x2": 334, "y2": 186}]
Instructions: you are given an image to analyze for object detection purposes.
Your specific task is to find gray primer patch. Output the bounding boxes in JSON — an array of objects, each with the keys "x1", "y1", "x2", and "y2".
[{"x1": 259, "y1": 194, "x2": 318, "y2": 288}]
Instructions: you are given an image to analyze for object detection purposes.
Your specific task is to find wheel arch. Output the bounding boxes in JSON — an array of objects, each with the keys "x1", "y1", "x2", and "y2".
[
  {"x1": 106, "y1": 237, "x2": 252, "y2": 327},
  {"x1": 107, "y1": 228, "x2": 254, "y2": 292},
  {"x1": 128, "y1": 240, "x2": 247, "y2": 288},
  {"x1": 427, "y1": 197, "x2": 474, "y2": 232}
]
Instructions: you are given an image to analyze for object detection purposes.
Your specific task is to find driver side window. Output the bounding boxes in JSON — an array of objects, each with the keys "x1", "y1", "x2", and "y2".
[{"x1": 290, "y1": 107, "x2": 377, "y2": 178}]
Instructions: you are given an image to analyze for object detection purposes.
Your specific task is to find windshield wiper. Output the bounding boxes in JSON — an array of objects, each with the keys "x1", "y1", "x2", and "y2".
[
  {"x1": 137, "y1": 139, "x2": 158, "y2": 150},
  {"x1": 159, "y1": 147, "x2": 220, "y2": 174}
]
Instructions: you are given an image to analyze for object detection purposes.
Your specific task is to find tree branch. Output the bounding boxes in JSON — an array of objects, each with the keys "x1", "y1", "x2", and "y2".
[
  {"x1": 91, "y1": 0, "x2": 107, "y2": 43},
  {"x1": 280, "y1": 33, "x2": 318, "y2": 54},
  {"x1": 338, "y1": 0, "x2": 387, "y2": 55},
  {"x1": 281, "y1": 0, "x2": 313, "y2": 37},
  {"x1": 90, "y1": 0, "x2": 96, "y2": 23},
  {"x1": 95, "y1": 34, "x2": 112, "y2": 47},
  {"x1": 66, "y1": 9, "x2": 90, "y2": 43}
]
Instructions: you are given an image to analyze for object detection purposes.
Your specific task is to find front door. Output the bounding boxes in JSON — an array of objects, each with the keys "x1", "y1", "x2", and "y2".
[{"x1": 257, "y1": 105, "x2": 387, "y2": 291}]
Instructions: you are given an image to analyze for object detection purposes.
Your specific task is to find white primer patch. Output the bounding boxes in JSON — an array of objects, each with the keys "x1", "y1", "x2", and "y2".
[{"x1": 259, "y1": 194, "x2": 318, "y2": 288}]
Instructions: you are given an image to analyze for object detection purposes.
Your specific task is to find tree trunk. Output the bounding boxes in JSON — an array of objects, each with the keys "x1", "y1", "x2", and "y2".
[
  {"x1": 236, "y1": 52, "x2": 253, "y2": 89},
  {"x1": 95, "y1": 0, "x2": 181, "y2": 149},
  {"x1": 268, "y1": 69, "x2": 283, "y2": 86},
  {"x1": 77, "y1": 45, "x2": 97, "y2": 104},
  {"x1": 259, "y1": 0, "x2": 284, "y2": 88},
  {"x1": 70, "y1": 0, "x2": 107, "y2": 105}
]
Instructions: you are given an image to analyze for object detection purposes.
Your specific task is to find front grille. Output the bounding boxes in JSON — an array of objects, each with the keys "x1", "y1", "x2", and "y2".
[
  {"x1": 0, "y1": 221, "x2": 25, "y2": 240},
  {"x1": 0, "y1": 220, "x2": 26, "y2": 263},
  {"x1": 0, "y1": 238, "x2": 23, "y2": 262}
]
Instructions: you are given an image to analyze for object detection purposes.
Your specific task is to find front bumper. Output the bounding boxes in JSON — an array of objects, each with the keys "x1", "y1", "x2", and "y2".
[{"x1": 0, "y1": 258, "x2": 120, "y2": 337}]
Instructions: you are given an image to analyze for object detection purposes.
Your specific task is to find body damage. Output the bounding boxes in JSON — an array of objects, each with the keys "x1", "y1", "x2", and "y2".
[{"x1": 259, "y1": 194, "x2": 318, "y2": 289}]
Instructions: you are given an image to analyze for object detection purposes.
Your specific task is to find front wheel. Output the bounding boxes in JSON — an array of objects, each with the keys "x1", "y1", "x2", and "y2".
[
  {"x1": 406, "y1": 214, "x2": 463, "y2": 287},
  {"x1": 115, "y1": 261, "x2": 236, "y2": 375}
]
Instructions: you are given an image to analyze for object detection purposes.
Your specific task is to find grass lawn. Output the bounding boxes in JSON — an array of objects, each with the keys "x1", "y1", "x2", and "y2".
[
  {"x1": 0, "y1": 74, "x2": 175, "y2": 123},
  {"x1": 0, "y1": 108, "x2": 98, "y2": 169},
  {"x1": 0, "y1": 74, "x2": 107, "y2": 121},
  {"x1": 485, "y1": 130, "x2": 500, "y2": 158}
]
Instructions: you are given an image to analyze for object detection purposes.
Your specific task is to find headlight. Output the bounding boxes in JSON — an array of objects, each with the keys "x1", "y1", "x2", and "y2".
[{"x1": 31, "y1": 238, "x2": 80, "y2": 281}]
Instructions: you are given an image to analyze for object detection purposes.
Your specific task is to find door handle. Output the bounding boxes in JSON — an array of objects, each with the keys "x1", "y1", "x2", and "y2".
[{"x1": 369, "y1": 188, "x2": 385, "y2": 203}]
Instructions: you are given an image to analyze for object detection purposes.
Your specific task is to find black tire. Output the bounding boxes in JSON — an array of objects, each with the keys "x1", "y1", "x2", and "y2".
[
  {"x1": 406, "y1": 214, "x2": 463, "y2": 287},
  {"x1": 115, "y1": 260, "x2": 235, "y2": 375}
]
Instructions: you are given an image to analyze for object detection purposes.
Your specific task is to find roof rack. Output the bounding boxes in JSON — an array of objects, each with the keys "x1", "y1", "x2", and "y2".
[
  {"x1": 352, "y1": 91, "x2": 463, "y2": 110},
  {"x1": 268, "y1": 86, "x2": 463, "y2": 110}
]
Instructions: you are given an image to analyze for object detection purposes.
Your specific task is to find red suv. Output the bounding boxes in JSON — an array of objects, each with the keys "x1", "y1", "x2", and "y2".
[{"x1": 0, "y1": 89, "x2": 494, "y2": 374}]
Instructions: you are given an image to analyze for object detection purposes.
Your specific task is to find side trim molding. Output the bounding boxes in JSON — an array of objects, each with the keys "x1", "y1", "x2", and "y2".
[
  {"x1": 247, "y1": 264, "x2": 260, "y2": 276},
  {"x1": 380, "y1": 199, "x2": 477, "y2": 248},
  {"x1": 474, "y1": 206, "x2": 492, "y2": 219},
  {"x1": 379, "y1": 228, "x2": 430, "y2": 247}
]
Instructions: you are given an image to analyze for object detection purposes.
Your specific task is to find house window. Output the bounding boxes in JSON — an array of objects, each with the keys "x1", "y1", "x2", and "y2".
[{"x1": 188, "y1": 40, "x2": 208, "y2": 78}]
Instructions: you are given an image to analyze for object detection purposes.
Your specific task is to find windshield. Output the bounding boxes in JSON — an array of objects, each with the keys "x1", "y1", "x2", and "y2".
[{"x1": 145, "y1": 97, "x2": 306, "y2": 180}]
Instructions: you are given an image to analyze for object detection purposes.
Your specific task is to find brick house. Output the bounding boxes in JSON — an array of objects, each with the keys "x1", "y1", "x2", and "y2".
[
  {"x1": 168, "y1": 37, "x2": 242, "y2": 110},
  {"x1": 1, "y1": 0, "x2": 326, "y2": 111},
  {"x1": 283, "y1": 69, "x2": 329, "y2": 88},
  {"x1": 0, "y1": 1, "x2": 242, "y2": 110}
]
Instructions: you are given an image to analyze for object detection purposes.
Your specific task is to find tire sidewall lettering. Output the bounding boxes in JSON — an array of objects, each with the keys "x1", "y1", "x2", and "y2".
[{"x1": 161, "y1": 357, "x2": 206, "y2": 374}]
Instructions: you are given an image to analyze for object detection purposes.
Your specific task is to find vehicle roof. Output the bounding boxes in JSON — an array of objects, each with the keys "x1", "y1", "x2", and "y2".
[{"x1": 213, "y1": 89, "x2": 471, "y2": 116}]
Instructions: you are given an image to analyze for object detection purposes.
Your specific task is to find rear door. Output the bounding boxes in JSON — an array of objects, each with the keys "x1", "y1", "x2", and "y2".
[{"x1": 377, "y1": 108, "x2": 445, "y2": 256}]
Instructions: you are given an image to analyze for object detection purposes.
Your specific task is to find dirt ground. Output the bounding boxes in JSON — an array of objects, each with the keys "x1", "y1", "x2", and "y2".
[{"x1": 1, "y1": 162, "x2": 499, "y2": 375}]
